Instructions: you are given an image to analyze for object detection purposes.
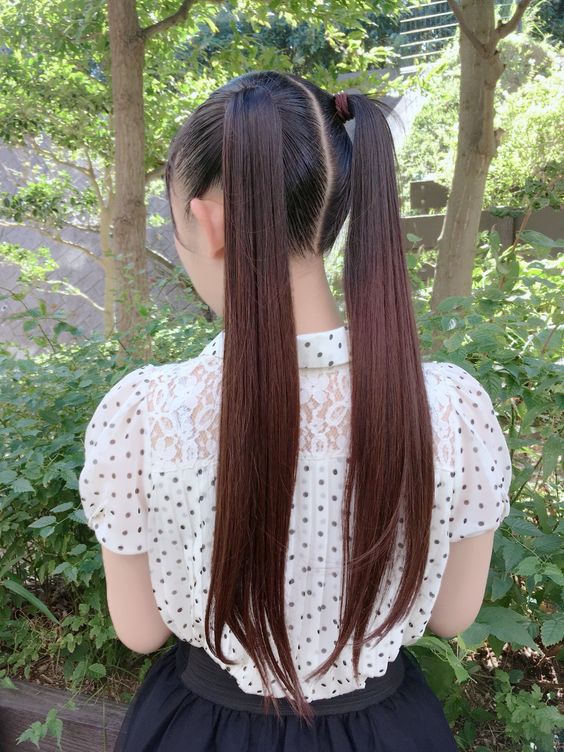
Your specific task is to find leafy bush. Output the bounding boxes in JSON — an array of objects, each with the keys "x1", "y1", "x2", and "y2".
[{"x1": 0, "y1": 234, "x2": 562, "y2": 749}]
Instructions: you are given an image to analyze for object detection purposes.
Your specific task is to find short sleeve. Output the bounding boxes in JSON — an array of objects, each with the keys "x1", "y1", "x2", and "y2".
[
  {"x1": 441, "y1": 363, "x2": 512, "y2": 543},
  {"x1": 78, "y1": 365, "x2": 156, "y2": 554}
]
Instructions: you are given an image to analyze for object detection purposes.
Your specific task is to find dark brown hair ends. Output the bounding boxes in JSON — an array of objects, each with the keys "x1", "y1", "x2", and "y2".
[{"x1": 164, "y1": 71, "x2": 435, "y2": 727}]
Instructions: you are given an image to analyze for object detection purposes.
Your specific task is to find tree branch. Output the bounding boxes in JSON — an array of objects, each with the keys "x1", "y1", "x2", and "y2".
[
  {"x1": 46, "y1": 230, "x2": 105, "y2": 267},
  {"x1": 146, "y1": 246, "x2": 191, "y2": 288},
  {"x1": 0, "y1": 219, "x2": 103, "y2": 266},
  {"x1": 495, "y1": 0, "x2": 532, "y2": 39},
  {"x1": 446, "y1": 0, "x2": 489, "y2": 57},
  {"x1": 61, "y1": 220, "x2": 100, "y2": 234},
  {"x1": 140, "y1": 0, "x2": 197, "y2": 40},
  {"x1": 145, "y1": 163, "x2": 166, "y2": 184},
  {"x1": 84, "y1": 150, "x2": 106, "y2": 207},
  {"x1": 24, "y1": 135, "x2": 93, "y2": 180},
  {"x1": 40, "y1": 279, "x2": 105, "y2": 311},
  {"x1": 146, "y1": 246, "x2": 178, "y2": 273}
]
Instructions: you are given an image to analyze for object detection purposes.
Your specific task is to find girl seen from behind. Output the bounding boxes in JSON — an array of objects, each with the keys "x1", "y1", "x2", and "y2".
[{"x1": 79, "y1": 70, "x2": 512, "y2": 751}]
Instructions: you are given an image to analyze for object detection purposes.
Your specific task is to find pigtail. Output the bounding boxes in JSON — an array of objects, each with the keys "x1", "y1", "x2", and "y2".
[
  {"x1": 203, "y1": 84, "x2": 312, "y2": 723},
  {"x1": 307, "y1": 94, "x2": 436, "y2": 682}
]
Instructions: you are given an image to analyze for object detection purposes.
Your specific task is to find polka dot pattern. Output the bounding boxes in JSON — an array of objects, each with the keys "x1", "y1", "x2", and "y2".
[
  {"x1": 200, "y1": 324, "x2": 351, "y2": 369},
  {"x1": 79, "y1": 367, "x2": 155, "y2": 555},
  {"x1": 439, "y1": 362, "x2": 512, "y2": 543},
  {"x1": 78, "y1": 327, "x2": 512, "y2": 700}
]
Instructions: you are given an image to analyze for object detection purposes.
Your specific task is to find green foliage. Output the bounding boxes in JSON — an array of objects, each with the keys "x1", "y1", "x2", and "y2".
[
  {"x1": 494, "y1": 671, "x2": 563, "y2": 752},
  {"x1": 1, "y1": 228, "x2": 562, "y2": 750},
  {"x1": 404, "y1": 225, "x2": 562, "y2": 750},
  {"x1": 0, "y1": 243, "x2": 59, "y2": 284},
  {"x1": 16, "y1": 706, "x2": 63, "y2": 750},
  {"x1": 397, "y1": 33, "x2": 564, "y2": 215},
  {"x1": 0, "y1": 172, "x2": 97, "y2": 227},
  {"x1": 486, "y1": 66, "x2": 564, "y2": 210}
]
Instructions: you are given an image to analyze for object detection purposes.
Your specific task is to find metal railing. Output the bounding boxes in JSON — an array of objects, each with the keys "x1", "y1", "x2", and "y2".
[{"x1": 398, "y1": 1, "x2": 517, "y2": 73}]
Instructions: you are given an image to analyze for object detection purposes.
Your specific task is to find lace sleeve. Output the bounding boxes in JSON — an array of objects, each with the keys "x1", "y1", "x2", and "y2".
[
  {"x1": 437, "y1": 363, "x2": 512, "y2": 543},
  {"x1": 78, "y1": 365, "x2": 156, "y2": 554}
]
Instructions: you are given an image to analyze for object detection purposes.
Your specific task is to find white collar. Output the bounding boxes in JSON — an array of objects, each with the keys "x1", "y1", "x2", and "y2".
[{"x1": 200, "y1": 324, "x2": 350, "y2": 369}]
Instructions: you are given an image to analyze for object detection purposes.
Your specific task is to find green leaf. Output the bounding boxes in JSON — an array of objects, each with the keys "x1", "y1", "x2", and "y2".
[
  {"x1": 458, "y1": 622, "x2": 490, "y2": 649},
  {"x1": 518, "y1": 230, "x2": 564, "y2": 249},
  {"x1": 52, "y1": 562, "x2": 70, "y2": 576},
  {"x1": 513, "y1": 556, "x2": 541, "y2": 576},
  {"x1": 501, "y1": 538, "x2": 530, "y2": 572},
  {"x1": 540, "y1": 614, "x2": 564, "y2": 647},
  {"x1": 542, "y1": 563, "x2": 564, "y2": 587},
  {"x1": 541, "y1": 434, "x2": 563, "y2": 480},
  {"x1": 476, "y1": 606, "x2": 538, "y2": 651},
  {"x1": 51, "y1": 501, "x2": 76, "y2": 513},
  {"x1": 410, "y1": 635, "x2": 470, "y2": 683},
  {"x1": 2, "y1": 579, "x2": 60, "y2": 624},
  {"x1": 71, "y1": 660, "x2": 87, "y2": 682},
  {"x1": 12, "y1": 477, "x2": 35, "y2": 493},
  {"x1": 87, "y1": 663, "x2": 107, "y2": 679},
  {"x1": 505, "y1": 517, "x2": 544, "y2": 537},
  {"x1": 28, "y1": 515, "x2": 57, "y2": 529},
  {"x1": 0, "y1": 469, "x2": 18, "y2": 484},
  {"x1": 490, "y1": 573, "x2": 513, "y2": 601}
]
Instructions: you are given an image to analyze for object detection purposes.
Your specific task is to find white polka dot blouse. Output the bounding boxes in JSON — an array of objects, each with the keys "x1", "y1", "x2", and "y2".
[{"x1": 78, "y1": 324, "x2": 512, "y2": 700}]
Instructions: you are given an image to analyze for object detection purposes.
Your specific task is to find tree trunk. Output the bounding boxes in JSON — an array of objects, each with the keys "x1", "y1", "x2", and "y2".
[
  {"x1": 431, "y1": 0, "x2": 505, "y2": 320},
  {"x1": 99, "y1": 204, "x2": 118, "y2": 338},
  {"x1": 107, "y1": 0, "x2": 150, "y2": 361}
]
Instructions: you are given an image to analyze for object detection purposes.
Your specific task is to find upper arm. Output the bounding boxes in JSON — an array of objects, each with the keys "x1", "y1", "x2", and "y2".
[
  {"x1": 101, "y1": 547, "x2": 173, "y2": 654},
  {"x1": 78, "y1": 365, "x2": 173, "y2": 653},
  {"x1": 427, "y1": 530, "x2": 495, "y2": 639},
  {"x1": 425, "y1": 362, "x2": 512, "y2": 638}
]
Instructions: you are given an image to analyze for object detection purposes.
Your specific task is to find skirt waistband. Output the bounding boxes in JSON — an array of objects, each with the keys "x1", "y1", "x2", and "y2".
[{"x1": 175, "y1": 640, "x2": 406, "y2": 716}]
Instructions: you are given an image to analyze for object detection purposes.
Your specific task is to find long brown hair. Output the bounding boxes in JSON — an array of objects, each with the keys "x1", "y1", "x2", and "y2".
[{"x1": 164, "y1": 71, "x2": 435, "y2": 726}]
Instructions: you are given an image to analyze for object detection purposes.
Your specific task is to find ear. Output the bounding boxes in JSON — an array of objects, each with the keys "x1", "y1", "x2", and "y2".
[{"x1": 190, "y1": 197, "x2": 224, "y2": 257}]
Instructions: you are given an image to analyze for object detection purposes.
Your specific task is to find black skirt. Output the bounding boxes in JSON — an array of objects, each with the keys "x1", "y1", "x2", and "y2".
[{"x1": 113, "y1": 638, "x2": 458, "y2": 751}]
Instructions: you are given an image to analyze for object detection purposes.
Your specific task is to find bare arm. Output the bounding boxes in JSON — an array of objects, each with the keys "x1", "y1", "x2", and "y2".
[{"x1": 427, "y1": 529, "x2": 495, "y2": 639}]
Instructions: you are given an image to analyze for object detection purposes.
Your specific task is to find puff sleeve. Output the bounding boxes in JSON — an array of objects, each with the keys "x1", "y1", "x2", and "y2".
[
  {"x1": 78, "y1": 365, "x2": 156, "y2": 554},
  {"x1": 441, "y1": 363, "x2": 512, "y2": 543}
]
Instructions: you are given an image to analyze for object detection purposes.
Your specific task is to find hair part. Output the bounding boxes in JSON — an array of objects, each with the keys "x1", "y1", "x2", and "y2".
[{"x1": 165, "y1": 70, "x2": 435, "y2": 727}]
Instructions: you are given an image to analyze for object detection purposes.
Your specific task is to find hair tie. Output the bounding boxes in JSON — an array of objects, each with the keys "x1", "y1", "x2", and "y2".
[{"x1": 334, "y1": 91, "x2": 352, "y2": 122}]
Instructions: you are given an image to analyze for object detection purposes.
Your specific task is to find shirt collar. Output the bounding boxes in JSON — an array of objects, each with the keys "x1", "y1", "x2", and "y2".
[{"x1": 200, "y1": 324, "x2": 350, "y2": 369}]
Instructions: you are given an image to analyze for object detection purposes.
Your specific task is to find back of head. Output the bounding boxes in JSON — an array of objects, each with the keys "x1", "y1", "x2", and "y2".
[
  {"x1": 164, "y1": 70, "x2": 435, "y2": 727},
  {"x1": 166, "y1": 69, "x2": 353, "y2": 259}
]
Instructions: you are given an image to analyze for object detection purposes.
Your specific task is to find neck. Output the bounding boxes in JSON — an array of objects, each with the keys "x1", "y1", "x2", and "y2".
[{"x1": 289, "y1": 254, "x2": 345, "y2": 336}]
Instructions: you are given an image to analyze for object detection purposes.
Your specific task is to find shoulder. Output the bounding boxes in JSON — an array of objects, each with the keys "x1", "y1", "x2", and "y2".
[
  {"x1": 422, "y1": 360, "x2": 493, "y2": 411},
  {"x1": 422, "y1": 360, "x2": 500, "y2": 469},
  {"x1": 100, "y1": 364, "x2": 158, "y2": 403},
  {"x1": 422, "y1": 360, "x2": 485, "y2": 392}
]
